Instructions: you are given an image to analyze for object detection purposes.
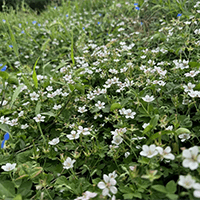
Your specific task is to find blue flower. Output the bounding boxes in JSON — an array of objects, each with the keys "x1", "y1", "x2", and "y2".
[
  {"x1": 98, "y1": 22, "x2": 100, "y2": 25},
  {"x1": 1, "y1": 66, "x2": 7, "y2": 71},
  {"x1": 1, "y1": 132, "x2": 9, "y2": 149},
  {"x1": 1, "y1": 140, "x2": 5, "y2": 149},
  {"x1": 134, "y1": 3, "x2": 138, "y2": 5},
  {"x1": 0, "y1": 64, "x2": 2, "y2": 67},
  {"x1": 141, "y1": 22, "x2": 143, "y2": 25},
  {"x1": 21, "y1": 30, "x2": 24, "y2": 34},
  {"x1": 32, "y1": 21, "x2": 37, "y2": 25},
  {"x1": 19, "y1": 23, "x2": 21, "y2": 27},
  {"x1": 66, "y1": 14, "x2": 68, "y2": 17},
  {"x1": 177, "y1": 13, "x2": 182, "y2": 17},
  {"x1": 9, "y1": 45, "x2": 13, "y2": 48},
  {"x1": 4, "y1": 133, "x2": 9, "y2": 140},
  {"x1": 54, "y1": 6, "x2": 56, "y2": 9},
  {"x1": 2, "y1": 19, "x2": 6, "y2": 23},
  {"x1": 99, "y1": 14, "x2": 102, "y2": 16},
  {"x1": 38, "y1": 24, "x2": 41, "y2": 27},
  {"x1": 83, "y1": 27, "x2": 85, "y2": 30},
  {"x1": 135, "y1": 7, "x2": 140, "y2": 10}
]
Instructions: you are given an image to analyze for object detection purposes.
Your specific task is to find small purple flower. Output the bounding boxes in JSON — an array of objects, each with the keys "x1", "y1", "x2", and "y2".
[
  {"x1": 134, "y1": 3, "x2": 138, "y2": 5},
  {"x1": 32, "y1": 21, "x2": 37, "y2": 25},
  {"x1": 135, "y1": 7, "x2": 140, "y2": 10},
  {"x1": 83, "y1": 27, "x2": 85, "y2": 30},
  {"x1": 99, "y1": 14, "x2": 102, "y2": 16},
  {"x1": 98, "y1": 22, "x2": 100, "y2": 25},
  {"x1": 66, "y1": 14, "x2": 68, "y2": 17},
  {"x1": 38, "y1": 24, "x2": 41, "y2": 27},
  {"x1": 177, "y1": 13, "x2": 182, "y2": 17},
  {"x1": 9, "y1": 45, "x2": 13, "y2": 48},
  {"x1": 141, "y1": 22, "x2": 143, "y2": 25},
  {"x1": 2, "y1": 19, "x2": 6, "y2": 23},
  {"x1": 21, "y1": 30, "x2": 24, "y2": 34},
  {"x1": 1, "y1": 66, "x2": 7, "y2": 71}
]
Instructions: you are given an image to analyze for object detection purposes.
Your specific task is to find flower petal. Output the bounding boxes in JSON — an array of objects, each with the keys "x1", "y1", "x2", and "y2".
[
  {"x1": 110, "y1": 186, "x2": 118, "y2": 194},
  {"x1": 98, "y1": 181, "x2": 106, "y2": 189}
]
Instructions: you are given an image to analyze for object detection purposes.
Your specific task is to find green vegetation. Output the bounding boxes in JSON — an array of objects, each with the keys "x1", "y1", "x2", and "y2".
[{"x1": 0, "y1": 0, "x2": 200, "y2": 199}]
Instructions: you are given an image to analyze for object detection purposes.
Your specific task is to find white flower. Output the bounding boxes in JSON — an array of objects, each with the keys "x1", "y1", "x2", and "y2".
[
  {"x1": 142, "y1": 123, "x2": 150, "y2": 129},
  {"x1": 1, "y1": 163, "x2": 16, "y2": 171},
  {"x1": 178, "y1": 174, "x2": 195, "y2": 189},
  {"x1": 156, "y1": 146, "x2": 175, "y2": 161},
  {"x1": 125, "y1": 152, "x2": 130, "y2": 158},
  {"x1": 63, "y1": 157, "x2": 76, "y2": 169},
  {"x1": 142, "y1": 95, "x2": 155, "y2": 102},
  {"x1": 124, "y1": 109, "x2": 136, "y2": 119},
  {"x1": 108, "y1": 171, "x2": 118, "y2": 179},
  {"x1": 140, "y1": 144, "x2": 158, "y2": 158},
  {"x1": 53, "y1": 104, "x2": 62, "y2": 110},
  {"x1": 74, "y1": 191, "x2": 97, "y2": 200},
  {"x1": 97, "y1": 174, "x2": 117, "y2": 197},
  {"x1": 179, "y1": 133, "x2": 190, "y2": 142},
  {"x1": 77, "y1": 126, "x2": 90, "y2": 135},
  {"x1": 33, "y1": 114, "x2": 45, "y2": 122},
  {"x1": 21, "y1": 124, "x2": 29, "y2": 129},
  {"x1": 67, "y1": 130, "x2": 80, "y2": 140},
  {"x1": 30, "y1": 92, "x2": 39, "y2": 101},
  {"x1": 78, "y1": 106, "x2": 87, "y2": 113},
  {"x1": 48, "y1": 138, "x2": 60, "y2": 145},
  {"x1": 112, "y1": 135, "x2": 123, "y2": 145},
  {"x1": 95, "y1": 101, "x2": 105, "y2": 109},
  {"x1": 182, "y1": 146, "x2": 200, "y2": 170},
  {"x1": 193, "y1": 183, "x2": 200, "y2": 198}
]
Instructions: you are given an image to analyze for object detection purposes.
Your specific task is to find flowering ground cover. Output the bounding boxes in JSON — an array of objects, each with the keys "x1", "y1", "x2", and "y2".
[{"x1": 0, "y1": 0, "x2": 200, "y2": 199}]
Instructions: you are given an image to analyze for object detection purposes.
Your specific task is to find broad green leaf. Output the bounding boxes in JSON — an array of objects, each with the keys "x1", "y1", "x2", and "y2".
[
  {"x1": 123, "y1": 193, "x2": 135, "y2": 199},
  {"x1": 143, "y1": 125, "x2": 153, "y2": 135},
  {"x1": 75, "y1": 83, "x2": 85, "y2": 94},
  {"x1": 13, "y1": 194, "x2": 22, "y2": 200},
  {"x1": 68, "y1": 84, "x2": 75, "y2": 92},
  {"x1": 110, "y1": 103, "x2": 122, "y2": 112},
  {"x1": 189, "y1": 62, "x2": 200, "y2": 68},
  {"x1": 41, "y1": 111, "x2": 55, "y2": 117},
  {"x1": 8, "y1": 75, "x2": 19, "y2": 85},
  {"x1": 166, "y1": 180, "x2": 176, "y2": 194},
  {"x1": 150, "y1": 114, "x2": 159, "y2": 129},
  {"x1": 166, "y1": 193, "x2": 178, "y2": 200},
  {"x1": 35, "y1": 101, "x2": 41, "y2": 115},
  {"x1": 0, "y1": 123, "x2": 10, "y2": 133},
  {"x1": 10, "y1": 85, "x2": 24, "y2": 108},
  {"x1": 0, "y1": 180, "x2": 15, "y2": 198},
  {"x1": 175, "y1": 128, "x2": 190, "y2": 135},
  {"x1": 152, "y1": 185, "x2": 167, "y2": 193},
  {"x1": 0, "y1": 71, "x2": 9, "y2": 80},
  {"x1": 32, "y1": 57, "x2": 40, "y2": 89}
]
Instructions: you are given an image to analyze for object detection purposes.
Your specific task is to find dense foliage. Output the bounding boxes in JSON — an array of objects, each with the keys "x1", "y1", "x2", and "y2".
[{"x1": 0, "y1": 0, "x2": 200, "y2": 199}]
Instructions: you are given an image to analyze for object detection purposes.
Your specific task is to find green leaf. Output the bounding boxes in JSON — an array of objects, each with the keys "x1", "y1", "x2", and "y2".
[
  {"x1": 150, "y1": 114, "x2": 159, "y2": 129},
  {"x1": 143, "y1": 125, "x2": 153, "y2": 135},
  {"x1": 32, "y1": 57, "x2": 40, "y2": 89},
  {"x1": 0, "y1": 123, "x2": 10, "y2": 133},
  {"x1": 175, "y1": 128, "x2": 190, "y2": 135},
  {"x1": 41, "y1": 111, "x2": 55, "y2": 117},
  {"x1": 68, "y1": 84, "x2": 75, "y2": 92},
  {"x1": 8, "y1": 75, "x2": 19, "y2": 85},
  {"x1": 41, "y1": 38, "x2": 51, "y2": 51},
  {"x1": 35, "y1": 101, "x2": 41, "y2": 115},
  {"x1": 166, "y1": 180, "x2": 176, "y2": 194},
  {"x1": 166, "y1": 193, "x2": 178, "y2": 200},
  {"x1": 0, "y1": 180, "x2": 15, "y2": 198},
  {"x1": 13, "y1": 194, "x2": 22, "y2": 200},
  {"x1": 10, "y1": 85, "x2": 24, "y2": 108},
  {"x1": 110, "y1": 103, "x2": 122, "y2": 112},
  {"x1": 123, "y1": 193, "x2": 135, "y2": 199},
  {"x1": 0, "y1": 71, "x2": 9, "y2": 80},
  {"x1": 152, "y1": 185, "x2": 167, "y2": 193},
  {"x1": 189, "y1": 62, "x2": 200, "y2": 68},
  {"x1": 75, "y1": 83, "x2": 85, "y2": 94}
]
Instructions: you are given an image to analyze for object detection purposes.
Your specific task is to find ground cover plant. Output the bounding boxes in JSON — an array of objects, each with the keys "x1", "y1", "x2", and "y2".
[{"x1": 0, "y1": 0, "x2": 200, "y2": 199}]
